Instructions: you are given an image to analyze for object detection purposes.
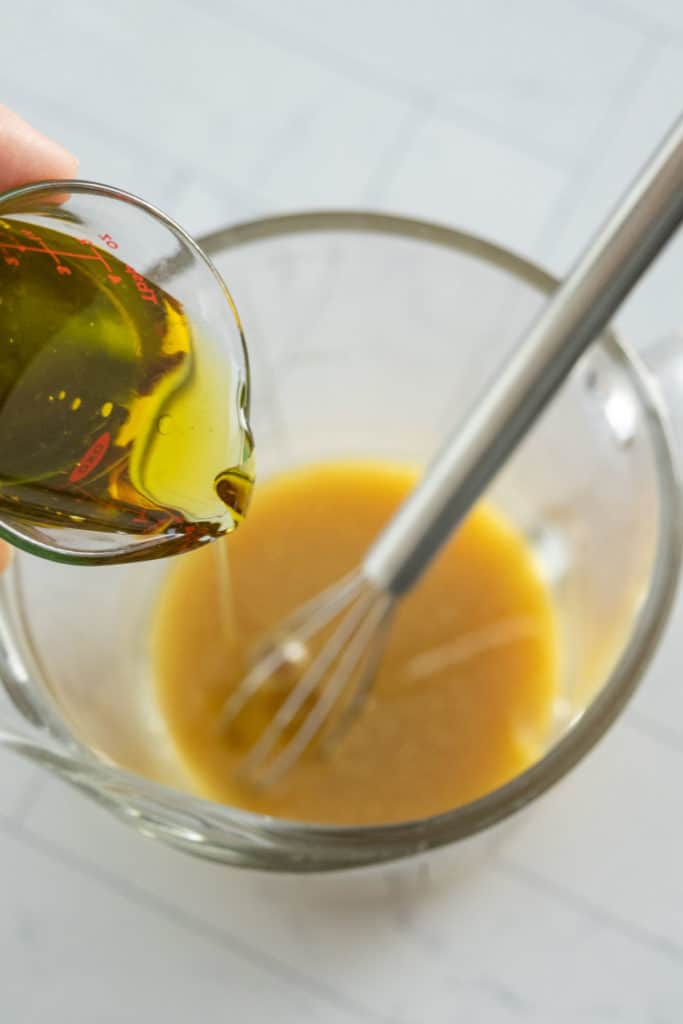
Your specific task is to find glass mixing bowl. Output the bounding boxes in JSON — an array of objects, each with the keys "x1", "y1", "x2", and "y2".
[{"x1": 0, "y1": 212, "x2": 680, "y2": 871}]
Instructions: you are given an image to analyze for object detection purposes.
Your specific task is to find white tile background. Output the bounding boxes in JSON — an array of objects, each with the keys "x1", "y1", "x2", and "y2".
[{"x1": 2, "y1": 1, "x2": 683, "y2": 1019}]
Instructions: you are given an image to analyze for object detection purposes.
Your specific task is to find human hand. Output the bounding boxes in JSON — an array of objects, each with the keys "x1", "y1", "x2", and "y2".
[{"x1": 0, "y1": 106, "x2": 78, "y2": 570}]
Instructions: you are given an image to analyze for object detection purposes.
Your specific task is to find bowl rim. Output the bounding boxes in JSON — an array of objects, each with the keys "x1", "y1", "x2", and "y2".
[{"x1": 6, "y1": 209, "x2": 683, "y2": 869}]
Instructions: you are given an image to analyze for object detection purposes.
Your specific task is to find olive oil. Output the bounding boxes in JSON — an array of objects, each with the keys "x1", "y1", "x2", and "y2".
[{"x1": 0, "y1": 217, "x2": 253, "y2": 561}]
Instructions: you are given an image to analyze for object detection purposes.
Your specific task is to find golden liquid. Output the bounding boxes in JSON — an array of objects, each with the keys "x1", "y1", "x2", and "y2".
[
  {"x1": 154, "y1": 460, "x2": 559, "y2": 826},
  {"x1": 0, "y1": 217, "x2": 253, "y2": 559}
]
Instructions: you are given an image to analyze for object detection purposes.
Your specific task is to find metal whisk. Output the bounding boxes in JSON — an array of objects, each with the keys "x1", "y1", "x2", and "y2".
[{"x1": 221, "y1": 115, "x2": 683, "y2": 788}]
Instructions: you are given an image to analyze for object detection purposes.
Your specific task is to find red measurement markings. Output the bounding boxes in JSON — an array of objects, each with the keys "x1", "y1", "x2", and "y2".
[
  {"x1": 69, "y1": 432, "x2": 111, "y2": 483},
  {"x1": 0, "y1": 220, "x2": 27, "y2": 268},
  {"x1": 125, "y1": 264, "x2": 158, "y2": 304},
  {"x1": 0, "y1": 222, "x2": 122, "y2": 285},
  {"x1": 0, "y1": 225, "x2": 159, "y2": 303},
  {"x1": 77, "y1": 236, "x2": 121, "y2": 284},
  {"x1": 0, "y1": 237, "x2": 112, "y2": 273},
  {"x1": 19, "y1": 227, "x2": 72, "y2": 275}
]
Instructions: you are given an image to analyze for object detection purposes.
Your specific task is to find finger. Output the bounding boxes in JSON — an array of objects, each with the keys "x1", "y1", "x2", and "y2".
[{"x1": 0, "y1": 105, "x2": 78, "y2": 192}]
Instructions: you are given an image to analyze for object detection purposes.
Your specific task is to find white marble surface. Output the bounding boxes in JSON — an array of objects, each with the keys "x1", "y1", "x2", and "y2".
[{"x1": 2, "y1": 1, "x2": 683, "y2": 1019}]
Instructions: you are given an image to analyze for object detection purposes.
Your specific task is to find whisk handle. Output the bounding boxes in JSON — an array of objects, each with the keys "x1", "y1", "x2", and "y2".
[{"x1": 364, "y1": 115, "x2": 683, "y2": 595}]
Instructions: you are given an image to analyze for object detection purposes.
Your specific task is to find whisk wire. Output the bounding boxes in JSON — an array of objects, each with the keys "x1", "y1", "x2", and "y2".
[
  {"x1": 239, "y1": 581, "x2": 378, "y2": 781},
  {"x1": 218, "y1": 570, "x2": 362, "y2": 729},
  {"x1": 255, "y1": 592, "x2": 394, "y2": 787},
  {"x1": 321, "y1": 600, "x2": 395, "y2": 751}
]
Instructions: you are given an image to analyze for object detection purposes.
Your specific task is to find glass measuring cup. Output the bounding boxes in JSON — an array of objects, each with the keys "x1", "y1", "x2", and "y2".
[
  {"x1": 0, "y1": 181, "x2": 252, "y2": 565},
  {"x1": 0, "y1": 211, "x2": 680, "y2": 871}
]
